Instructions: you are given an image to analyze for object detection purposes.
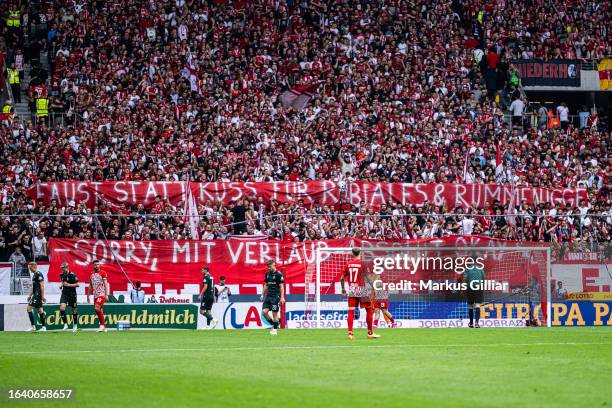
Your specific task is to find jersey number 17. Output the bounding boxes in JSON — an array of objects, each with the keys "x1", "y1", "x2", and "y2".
[{"x1": 348, "y1": 266, "x2": 360, "y2": 282}]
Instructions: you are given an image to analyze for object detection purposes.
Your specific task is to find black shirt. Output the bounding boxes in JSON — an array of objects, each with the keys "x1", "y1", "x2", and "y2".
[
  {"x1": 202, "y1": 274, "x2": 214, "y2": 299},
  {"x1": 231, "y1": 205, "x2": 247, "y2": 223},
  {"x1": 61, "y1": 271, "x2": 79, "y2": 297},
  {"x1": 264, "y1": 270, "x2": 284, "y2": 298},
  {"x1": 32, "y1": 271, "x2": 44, "y2": 297}
]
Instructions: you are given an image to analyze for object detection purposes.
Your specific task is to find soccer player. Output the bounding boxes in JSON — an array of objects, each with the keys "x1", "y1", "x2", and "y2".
[
  {"x1": 59, "y1": 262, "x2": 80, "y2": 332},
  {"x1": 527, "y1": 275, "x2": 542, "y2": 326},
  {"x1": 26, "y1": 262, "x2": 47, "y2": 332},
  {"x1": 340, "y1": 248, "x2": 379, "y2": 339},
  {"x1": 87, "y1": 260, "x2": 109, "y2": 332},
  {"x1": 199, "y1": 266, "x2": 219, "y2": 329},
  {"x1": 260, "y1": 260, "x2": 285, "y2": 335},
  {"x1": 373, "y1": 292, "x2": 396, "y2": 329},
  {"x1": 464, "y1": 264, "x2": 485, "y2": 328}
]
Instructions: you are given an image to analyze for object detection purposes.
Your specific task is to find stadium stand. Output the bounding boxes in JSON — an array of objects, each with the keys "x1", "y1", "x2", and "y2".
[{"x1": 0, "y1": 0, "x2": 610, "y2": 262}]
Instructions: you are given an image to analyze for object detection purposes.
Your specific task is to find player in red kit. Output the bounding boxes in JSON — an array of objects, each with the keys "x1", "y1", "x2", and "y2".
[
  {"x1": 87, "y1": 260, "x2": 109, "y2": 332},
  {"x1": 373, "y1": 289, "x2": 396, "y2": 329},
  {"x1": 340, "y1": 248, "x2": 379, "y2": 340}
]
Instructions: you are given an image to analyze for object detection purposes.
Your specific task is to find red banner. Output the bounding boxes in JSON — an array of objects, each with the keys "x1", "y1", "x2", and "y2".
[
  {"x1": 28, "y1": 181, "x2": 587, "y2": 210},
  {"x1": 48, "y1": 237, "x2": 543, "y2": 295},
  {"x1": 49, "y1": 238, "x2": 322, "y2": 294},
  {"x1": 348, "y1": 181, "x2": 586, "y2": 208}
]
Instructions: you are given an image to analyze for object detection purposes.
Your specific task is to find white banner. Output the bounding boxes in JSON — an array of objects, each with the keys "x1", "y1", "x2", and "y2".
[
  {"x1": 552, "y1": 263, "x2": 612, "y2": 294},
  {"x1": 0, "y1": 265, "x2": 11, "y2": 295},
  {"x1": 285, "y1": 318, "x2": 525, "y2": 329},
  {"x1": 4, "y1": 304, "x2": 31, "y2": 331},
  {"x1": 200, "y1": 301, "x2": 272, "y2": 330}
]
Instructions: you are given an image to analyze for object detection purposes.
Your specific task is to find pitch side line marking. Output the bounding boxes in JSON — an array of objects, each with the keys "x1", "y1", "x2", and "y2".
[{"x1": 1, "y1": 342, "x2": 611, "y2": 355}]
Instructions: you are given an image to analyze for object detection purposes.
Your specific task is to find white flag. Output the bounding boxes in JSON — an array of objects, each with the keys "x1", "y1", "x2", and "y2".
[
  {"x1": 183, "y1": 180, "x2": 200, "y2": 239},
  {"x1": 506, "y1": 184, "x2": 517, "y2": 226},
  {"x1": 189, "y1": 74, "x2": 199, "y2": 92},
  {"x1": 495, "y1": 141, "x2": 505, "y2": 184}
]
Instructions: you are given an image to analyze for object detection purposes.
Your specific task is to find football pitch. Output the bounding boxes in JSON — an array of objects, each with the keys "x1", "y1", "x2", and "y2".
[{"x1": 0, "y1": 328, "x2": 610, "y2": 408}]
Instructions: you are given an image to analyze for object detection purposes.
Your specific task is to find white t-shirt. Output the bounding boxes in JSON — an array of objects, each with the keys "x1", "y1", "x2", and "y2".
[
  {"x1": 32, "y1": 236, "x2": 47, "y2": 256},
  {"x1": 510, "y1": 99, "x2": 525, "y2": 116},
  {"x1": 215, "y1": 284, "x2": 231, "y2": 302},
  {"x1": 557, "y1": 105, "x2": 569, "y2": 121},
  {"x1": 460, "y1": 218, "x2": 475, "y2": 235}
]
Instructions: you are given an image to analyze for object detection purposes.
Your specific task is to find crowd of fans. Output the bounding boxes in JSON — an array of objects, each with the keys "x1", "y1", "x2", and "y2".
[
  {"x1": 0, "y1": 0, "x2": 610, "y2": 263},
  {"x1": 1, "y1": 194, "x2": 610, "y2": 264}
]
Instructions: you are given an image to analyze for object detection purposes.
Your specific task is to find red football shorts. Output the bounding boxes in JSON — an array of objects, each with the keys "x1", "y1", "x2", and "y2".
[
  {"x1": 348, "y1": 297, "x2": 360, "y2": 308},
  {"x1": 376, "y1": 300, "x2": 389, "y2": 309},
  {"x1": 348, "y1": 297, "x2": 374, "y2": 309},
  {"x1": 94, "y1": 296, "x2": 106, "y2": 307}
]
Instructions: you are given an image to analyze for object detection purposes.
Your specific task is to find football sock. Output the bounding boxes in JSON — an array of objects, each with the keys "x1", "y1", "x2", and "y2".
[
  {"x1": 204, "y1": 311, "x2": 213, "y2": 325},
  {"x1": 469, "y1": 308, "x2": 474, "y2": 324},
  {"x1": 475, "y1": 307, "x2": 481, "y2": 322},
  {"x1": 373, "y1": 319, "x2": 379, "y2": 327},
  {"x1": 28, "y1": 311, "x2": 35, "y2": 326},
  {"x1": 366, "y1": 308, "x2": 374, "y2": 335},
  {"x1": 72, "y1": 312, "x2": 79, "y2": 327},
  {"x1": 347, "y1": 309, "x2": 355, "y2": 333},
  {"x1": 263, "y1": 313, "x2": 274, "y2": 326},
  {"x1": 273, "y1": 320, "x2": 279, "y2": 329},
  {"x1": 60, "y1": 310, "x2": 67, "y2": 325},
  {"x1": 96, "y1": 309, "x2": 106, "y2": 327},
  {"x1": 39, "y1": 311, "x2": 47, "y2": 327}
]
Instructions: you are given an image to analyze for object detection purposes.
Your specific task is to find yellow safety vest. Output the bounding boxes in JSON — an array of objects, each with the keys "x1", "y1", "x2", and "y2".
[
  {"x1": 7, "y1": 68, "x2": 19, "y2": 84},
  {"x1": 7, "y1": 10, "x2": 20, "y2": 27},
  {"x1": 2, "y1": 104, "x2": 12, "y2": 113},
  {"x1": 36, "y1": 98, "x2": 49, "y2": 117},
  {"x1": 547, "y1": 111, "x2": 560, "y2": 129}
]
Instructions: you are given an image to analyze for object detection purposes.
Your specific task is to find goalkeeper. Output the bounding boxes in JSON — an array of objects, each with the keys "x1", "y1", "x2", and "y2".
[{"x1": 464, "y1": 265, "x2": 485, "y2": 328}]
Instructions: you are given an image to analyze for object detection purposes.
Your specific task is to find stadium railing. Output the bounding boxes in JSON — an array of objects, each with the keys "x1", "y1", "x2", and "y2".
[{"x1": 0, "y1": 212, "x2": 608, "y2": 247}]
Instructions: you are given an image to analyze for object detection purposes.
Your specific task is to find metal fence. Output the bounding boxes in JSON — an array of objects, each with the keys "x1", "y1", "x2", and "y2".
[
  {"x1": 7, "y1": 111, "x2": 83, "y2": 128},
  {"x1": 5, "y1": 110, "x2": 594, "y2": 134}
]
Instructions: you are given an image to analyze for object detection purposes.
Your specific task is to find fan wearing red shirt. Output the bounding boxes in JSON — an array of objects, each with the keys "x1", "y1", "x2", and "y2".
[
  {"x1": 340, "y1": 248, "x2": 379, "y2": 340},
  {"x1": 87, "y1": 260, "x2": 109, "y2": 332}
]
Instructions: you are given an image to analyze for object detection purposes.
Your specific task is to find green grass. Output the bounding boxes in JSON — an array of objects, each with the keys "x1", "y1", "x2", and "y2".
[{"x1": 0, "y1": 328, "x2": 610, "y2": 408}]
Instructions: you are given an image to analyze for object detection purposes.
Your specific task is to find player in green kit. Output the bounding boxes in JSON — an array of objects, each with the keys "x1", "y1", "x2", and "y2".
[
  {"x1": 464, "y1": 265, "x2": 485, "y2": 328},
  {"x1": 26, "y1": 262, "x2": 47, "y2": 332},
  {"x1": 59, "y1": 262, "x2": 80, "y2": 332},
  {"x1": 261, "y1": 260, "x2": 285, "y2": 336},
  {"x1": 199, "y1": 266, "x2": 218, "y2": 329}
]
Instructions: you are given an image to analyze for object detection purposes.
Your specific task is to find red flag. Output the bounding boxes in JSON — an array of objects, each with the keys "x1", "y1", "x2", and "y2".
[{"x1": 280, "y1": 84, "x2": 318, "y2": 111}]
